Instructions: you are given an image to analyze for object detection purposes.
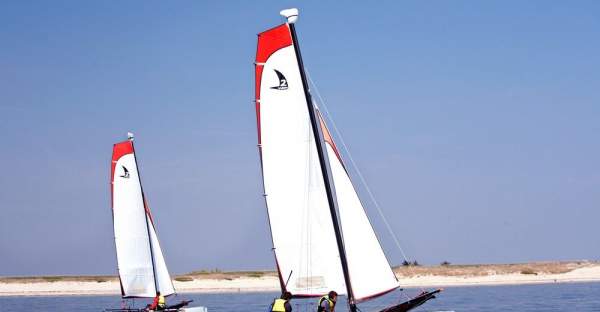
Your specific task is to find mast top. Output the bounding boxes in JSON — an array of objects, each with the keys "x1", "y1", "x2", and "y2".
[
  {"x1": 280, "y1": 8, "x2": 298, "y2": 24},
  {"x1": 127, "y1": 132, "x2": 134, "y2": 141}
]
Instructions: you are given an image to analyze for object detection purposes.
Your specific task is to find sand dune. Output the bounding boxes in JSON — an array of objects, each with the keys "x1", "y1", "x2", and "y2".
[{"x1": 1, "y1": 262, "x2": 599, "y2": 297}]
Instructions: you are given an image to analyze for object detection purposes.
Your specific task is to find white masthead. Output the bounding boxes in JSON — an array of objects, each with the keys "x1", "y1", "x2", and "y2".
[
  {"x1": 280, "y1": 8, "x2": 298, "y2": 24},
  {"x1": 127, "y1": 132, "x2": 134, "y2": 141}
]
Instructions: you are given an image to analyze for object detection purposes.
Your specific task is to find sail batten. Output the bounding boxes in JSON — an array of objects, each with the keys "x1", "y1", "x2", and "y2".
[{"x1": 111, "y1": 140, "x2": 175, "y2": 298}]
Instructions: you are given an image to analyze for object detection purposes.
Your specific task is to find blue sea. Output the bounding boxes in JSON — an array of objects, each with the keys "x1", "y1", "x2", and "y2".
[{"x1": 1, "y1": 283, "x2": 599, "y2": 312}]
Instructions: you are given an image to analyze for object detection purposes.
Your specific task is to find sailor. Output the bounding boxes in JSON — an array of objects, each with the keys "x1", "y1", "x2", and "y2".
[
  {"x1": 317, "y1": 291, "x2": 337, "y2": 312},
  {"x1": 147, "y1": 291, "x2": 167, "y2": 311},
  {"x1": 271, "y1": 291, "x2": 293, "y2": 312}
]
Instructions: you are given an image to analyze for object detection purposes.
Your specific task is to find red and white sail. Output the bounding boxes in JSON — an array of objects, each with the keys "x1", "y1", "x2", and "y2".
[
  {"x1": 111, "y1": 139, "x2": 175, "y2": 298},
  {"x1": 255, "y1": 15, "x2": 399, "y2": 301},
  {"x1": 255, "y1": 23, "x2": 346, "y2": 296}
]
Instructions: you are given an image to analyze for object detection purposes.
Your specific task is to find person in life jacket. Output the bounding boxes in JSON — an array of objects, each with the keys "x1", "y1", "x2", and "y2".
[
  {"x1": 317, "y1": 291, "x2": 337, "y2": 312},
  {"x1": 147, "y1": 291, "x2": 167, "y2": 311},
  {"x1": 271, "y1": 291, "x2": 293, "y2": 312}
]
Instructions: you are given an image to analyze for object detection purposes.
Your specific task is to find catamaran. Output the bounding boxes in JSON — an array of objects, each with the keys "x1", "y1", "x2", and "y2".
[
  {"x1": 254, "y1": 9, "x2": 441, "y2": 312},
  {"x1": 107, "y1": 133, "x2": 206, "y2": 312}
]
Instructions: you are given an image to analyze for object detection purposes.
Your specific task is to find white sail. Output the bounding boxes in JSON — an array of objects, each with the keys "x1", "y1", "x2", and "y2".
[
  {"x1": 147, "y1": 214, "x2": 176, "y2": 296},
  {"x1": 256, "y1": 24, "x2": 346, "y2": 296},
  {"x1": 319, "y1": 114, "x2": 399, "y2": 301},
  {"x1": 111, "y1": 140, "x2": 174, "y2": 297}
]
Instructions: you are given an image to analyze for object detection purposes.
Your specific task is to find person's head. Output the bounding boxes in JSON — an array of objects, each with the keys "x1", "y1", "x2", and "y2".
[
  {"x1": 156, "y1": 291, "x2": 161, "y2": 296},
  {"x1": 328, "y1": 291, "x2": 338, "y2": 302},
  {"x1": 281, "y1": 291, "x2": 292, "y2": 300}
]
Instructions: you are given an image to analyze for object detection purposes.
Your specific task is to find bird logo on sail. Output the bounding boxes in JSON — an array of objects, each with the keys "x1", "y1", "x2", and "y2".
[
  {"x1": 270, "y1": 70, "x2": 288, "y2": 90},
  {"x1": 120, "y1": 166, "x2": 130, "y2": 179}
]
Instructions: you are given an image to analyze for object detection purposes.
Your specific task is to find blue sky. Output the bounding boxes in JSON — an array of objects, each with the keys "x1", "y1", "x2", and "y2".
[{"x1": 1, "y1": 1, "x2": 599, "y2": 276}]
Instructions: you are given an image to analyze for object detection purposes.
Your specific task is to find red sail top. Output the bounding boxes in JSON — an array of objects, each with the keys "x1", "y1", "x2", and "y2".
[
  {"x1": 256, "y1": 23, "x2": 293, "y2": 100},
  {"x1": 111, "y1": 140, "x2": 134, "y2": 208},
  {"x1": 111, "y1": 141, "x2": 134, "y2": 181},
  {"x1": 255, "y1": 24, "x2": 293, "y2": 144}
]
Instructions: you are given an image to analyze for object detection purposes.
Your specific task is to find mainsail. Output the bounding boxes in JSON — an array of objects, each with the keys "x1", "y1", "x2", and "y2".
[
  {"x1": 111, "y1": 137, "x2": 175, "y2": 298},
  {"x1": 255, "y1": 22, "x2": 346, "y2": 296},
  {"x1": 255, "y1": 9, "x2": 401, "y2": 307}
]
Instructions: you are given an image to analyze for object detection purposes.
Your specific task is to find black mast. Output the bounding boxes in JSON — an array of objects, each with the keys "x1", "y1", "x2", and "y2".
[
  {"x1": 131, "y1": 139, "x2": 160, "y2": 295},
  {"x1": 288, "y1": 22, "x2": 357, "y2": 312}
]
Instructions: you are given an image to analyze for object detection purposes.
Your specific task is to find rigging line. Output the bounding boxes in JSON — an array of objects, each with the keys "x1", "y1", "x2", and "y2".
[
  {"x1": 302, "y1": 123, "x2": 312, "y2": 293},
  {"x1": 307, "y1": 125, "x2": 312, "y2": 292},
  {"x1": 305, "y1": 69, "x2": 411, "y2": 264}
]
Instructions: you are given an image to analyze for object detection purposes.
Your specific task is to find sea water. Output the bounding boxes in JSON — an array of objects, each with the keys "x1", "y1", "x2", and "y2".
[{"x1": 1, "y1": 282, "x2": 599, "y2": 312}]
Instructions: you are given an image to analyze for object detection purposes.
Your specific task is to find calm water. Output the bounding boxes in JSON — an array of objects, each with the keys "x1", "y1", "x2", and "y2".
[{"x1": 1, "y1": 283, "x2": 599, "y2": 312}]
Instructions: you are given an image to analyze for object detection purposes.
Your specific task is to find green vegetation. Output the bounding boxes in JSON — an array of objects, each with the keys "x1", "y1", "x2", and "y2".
[
  {"x1": 185, "y1": 269, "x2": 273, "y2": 279},
  {"x1": 189, "y1": 268, "x2": 222, "y2": 275},
  {"x1": 174, "y1": 276, "x2": 194, "y2": 282},
  {"x1": 401, "y1": 260, "x2": 420, "y2": 266},
  {"x1": 247, "y1": 272, "x2": 264, "y2": 278},
  {"x1": 520, "y1": 268, "x2": 537, "y2": 275}
]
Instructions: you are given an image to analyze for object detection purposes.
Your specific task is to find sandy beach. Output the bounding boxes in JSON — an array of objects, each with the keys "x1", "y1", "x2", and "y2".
[{"x1": 1, "y1": 261, "x2": 599, "y2": 297}]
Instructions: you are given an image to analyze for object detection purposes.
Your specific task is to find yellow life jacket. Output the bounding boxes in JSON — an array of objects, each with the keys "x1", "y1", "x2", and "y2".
[
  {"x1": 272, "y1": 298, "x2": 287, "y2": 312},
  {"x1": 317, "y1": 296, "x2": 334, "y2": 312},
  {"x1": 158, "y1": 295, "x2": 166, "y2": 308}
]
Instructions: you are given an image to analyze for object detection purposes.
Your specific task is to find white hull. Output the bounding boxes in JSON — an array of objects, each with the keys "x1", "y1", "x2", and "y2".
[
  {"x1": 144, "y1": 306, "x2": 208, "y2": 312},
  {"x1": 181, "y1": 307, "x2": 208, "y2": 312}
]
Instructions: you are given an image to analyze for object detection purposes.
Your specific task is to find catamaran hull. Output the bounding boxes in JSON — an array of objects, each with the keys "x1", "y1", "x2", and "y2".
[
  {"x1": 181, "y1": 307, "x2": 208, "y2": 312},
  {"x1": 104, "y1": 307, "x2": 207, "y2": 312},
  {"x1": 379, "y1": 289, "x2": 442, "y2": 312}
]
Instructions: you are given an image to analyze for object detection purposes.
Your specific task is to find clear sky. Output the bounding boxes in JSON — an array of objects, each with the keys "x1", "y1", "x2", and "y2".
[{"x1": 1, "y1": 1, "x2": 599, "y2": 276}]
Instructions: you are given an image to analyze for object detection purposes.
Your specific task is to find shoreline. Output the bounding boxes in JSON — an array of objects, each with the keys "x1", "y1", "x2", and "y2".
[{"x1": 2, "y1": 262, "x2": 599, "y2": 297}]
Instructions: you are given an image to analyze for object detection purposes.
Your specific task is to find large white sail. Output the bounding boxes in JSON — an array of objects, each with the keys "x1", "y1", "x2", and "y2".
[
  {"x1": 111, "y1": 140, "x2": 175, "y2": 298},
  {"x1": 255, "y1": 24, "x2": 346, "y2": 296},
  {"x1": 318, "y1": 114, "x2": 399, "y2": 301}
]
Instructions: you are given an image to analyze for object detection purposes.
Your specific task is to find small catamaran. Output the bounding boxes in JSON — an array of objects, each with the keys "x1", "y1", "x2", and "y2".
[
  {"x1": 107, "y1": 133, "x2": 206, "y2": 312},
  {"x1": 255, "y1": 9, "x2": 441, "y2": 312}
]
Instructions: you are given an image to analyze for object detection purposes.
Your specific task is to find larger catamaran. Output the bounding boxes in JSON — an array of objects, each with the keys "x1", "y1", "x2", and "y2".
[
  {"x1": 254, "y1": 9, "x2": 441, "y2": 312},
  {"x1": 108, "y1": 133, "x2": 205, "y2": 312}
]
